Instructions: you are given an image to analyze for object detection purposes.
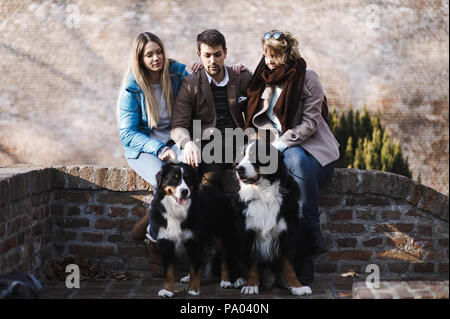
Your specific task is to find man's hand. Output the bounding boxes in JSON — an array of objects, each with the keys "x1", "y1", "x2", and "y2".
[{"x1": 184, "y1": 141, "x2": 201, "y2": 167}]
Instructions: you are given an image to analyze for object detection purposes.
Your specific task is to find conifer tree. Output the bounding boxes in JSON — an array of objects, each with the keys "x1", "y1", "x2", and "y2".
[{"x1": 329, "y1": 106, "x2": 412, "y2": 178}]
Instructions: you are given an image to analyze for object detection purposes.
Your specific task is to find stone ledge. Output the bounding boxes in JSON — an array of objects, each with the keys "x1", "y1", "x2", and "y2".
[{"x1": 3, "y1": 165, "x2": 447, "y2": 221}]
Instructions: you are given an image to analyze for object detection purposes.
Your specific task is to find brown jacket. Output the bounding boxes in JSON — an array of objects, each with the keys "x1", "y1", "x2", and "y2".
[
  {"x1": 252, "y1": 69, "x2": 340, "y2": 166},
  {"x1": 170, "y1": 66, "x2": 252, "y2": 148}
]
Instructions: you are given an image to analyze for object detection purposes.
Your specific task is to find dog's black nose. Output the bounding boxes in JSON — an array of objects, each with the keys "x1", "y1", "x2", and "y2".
[
  {"x1": 236, "y1": 166, "x2": 245, "y2": 176},
  {"x1": 180, "y1": 189, "x2": 189, "y2": 198}
]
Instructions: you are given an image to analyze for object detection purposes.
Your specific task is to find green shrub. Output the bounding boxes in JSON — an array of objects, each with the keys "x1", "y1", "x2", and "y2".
[{"x1": 329, "y1": 106, "x2": 412, "y2": 178}]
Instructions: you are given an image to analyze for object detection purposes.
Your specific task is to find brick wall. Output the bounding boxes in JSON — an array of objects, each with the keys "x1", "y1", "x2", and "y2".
[
  {"x1": 0, "y1": 0, "x2": 448, "y2": 195},
  {"x1": 0, "y1": 165, "x2": 448, "y2": 281}
]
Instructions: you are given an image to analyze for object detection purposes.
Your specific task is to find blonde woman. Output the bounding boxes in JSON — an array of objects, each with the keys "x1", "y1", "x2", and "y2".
[{"x1": 245, "y1": 31, "x2": 340, "y2": 281}]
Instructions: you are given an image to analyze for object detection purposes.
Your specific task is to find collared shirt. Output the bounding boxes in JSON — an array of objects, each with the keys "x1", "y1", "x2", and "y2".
[{"x1": 204, "y1": 66, "x2": 229, "y2": 87}]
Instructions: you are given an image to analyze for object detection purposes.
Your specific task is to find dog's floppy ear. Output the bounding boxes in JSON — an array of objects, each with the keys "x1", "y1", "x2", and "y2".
[{"x1": 156, "y1": 163, "x2": 172, "y2": 189}]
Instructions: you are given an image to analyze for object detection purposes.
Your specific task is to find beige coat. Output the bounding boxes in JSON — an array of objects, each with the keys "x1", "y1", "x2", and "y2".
[
  {"x1": 171, "y1": 66, "x2": 251, "y2": 148},
  {"x1": 252, "y1": 69, "x2": 340, "y2": 166}
]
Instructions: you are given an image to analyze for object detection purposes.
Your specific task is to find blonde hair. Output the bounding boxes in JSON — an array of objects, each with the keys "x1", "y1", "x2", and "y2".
[
  {"x1": 117, "y1": 32, "x2": 174, "y2": 129},
  {"x1": 262, "y1": 30, "x2": 300, "y2": 65}
]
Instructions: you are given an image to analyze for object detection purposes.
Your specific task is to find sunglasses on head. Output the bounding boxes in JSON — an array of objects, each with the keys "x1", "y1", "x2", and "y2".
[{"x1": 264, "y1": 31, "x2": 283, "y2": 40}]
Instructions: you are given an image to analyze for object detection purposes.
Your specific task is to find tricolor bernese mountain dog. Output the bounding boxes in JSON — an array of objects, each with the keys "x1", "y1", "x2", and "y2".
[
  {"x1": 235, "y1": 140, "x2": 313, "y2": 296},
  {"x1": 150, "y1": 162, "x2": 244, "y2": 298}
]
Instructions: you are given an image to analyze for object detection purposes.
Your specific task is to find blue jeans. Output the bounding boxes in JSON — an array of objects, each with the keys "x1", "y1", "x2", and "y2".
[{"x1": 283, "y1": 146, "x2": 336, "y2": 228}]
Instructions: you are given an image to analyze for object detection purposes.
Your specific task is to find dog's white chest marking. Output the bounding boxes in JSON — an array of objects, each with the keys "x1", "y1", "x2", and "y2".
[
  {"x1": 239, "y1": 180, "x2": 287, "y2": 260},
  {"x1": 158, "y1": 196, "x2": 193, "y2": 255}
]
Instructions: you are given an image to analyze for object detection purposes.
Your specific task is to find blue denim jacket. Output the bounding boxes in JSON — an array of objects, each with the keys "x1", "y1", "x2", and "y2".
[{"x1": 118, "y1": 61, "x2": 189, "y2": 158}]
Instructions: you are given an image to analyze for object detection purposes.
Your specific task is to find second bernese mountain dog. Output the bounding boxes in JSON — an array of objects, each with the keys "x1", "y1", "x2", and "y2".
[
  {"x1": 235, "y1": 139, "x2": 313, "y2": 296},
  {"x1": 150, "y1": 162, "x2": 244, "y2": 298}
]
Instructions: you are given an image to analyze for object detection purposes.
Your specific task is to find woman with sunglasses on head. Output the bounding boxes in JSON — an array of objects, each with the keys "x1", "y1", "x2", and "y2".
[
  {"x1": 118, "y1": 32, "x2": 247, "y2": 277},
  {"x1": 245, "y1": 30, "x2": 340, "y2": 282}
]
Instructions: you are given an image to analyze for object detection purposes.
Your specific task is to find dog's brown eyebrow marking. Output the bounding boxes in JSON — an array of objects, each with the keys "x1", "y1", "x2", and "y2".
[{"x1": 164, "y1": 186, "x2": 176, "y2": 196}]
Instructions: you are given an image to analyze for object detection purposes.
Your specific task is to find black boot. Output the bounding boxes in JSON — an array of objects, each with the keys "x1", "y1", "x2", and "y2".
[
  {"x1": 297, "y1": 257, "x2": 314, "y2": 285},
  {"x1": 309, "y1": 224, "x2": 328, "y2": 256}
]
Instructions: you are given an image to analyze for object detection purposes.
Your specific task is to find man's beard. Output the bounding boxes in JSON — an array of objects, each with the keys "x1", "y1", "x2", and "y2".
[{"x1": 207, "y1": 64, "x2": 222, "y2": 75}]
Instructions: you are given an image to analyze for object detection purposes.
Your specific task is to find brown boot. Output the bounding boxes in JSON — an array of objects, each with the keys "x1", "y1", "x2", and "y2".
[
  {"x1": 131, "y1": 214, "x2": 149, "y2": 241},
  {"x1": 147, "y1": 240, "x2": 165, "y2": 278}
]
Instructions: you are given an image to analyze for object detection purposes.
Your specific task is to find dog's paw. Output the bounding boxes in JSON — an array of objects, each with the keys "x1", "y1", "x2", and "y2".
[
  {"x1": 158, "y1": 289, "x2": 174, "y2": 298},
  {"x1": 241, "y1": 285, "x2": 259, "y2": 295},
  {"x1": 180, "y1": 275, "x2": 190, "y2": 283},
  {"x1": 220, "y1": 281, "x2": 233, "y2": 289},
  {"x1": 290, "y1": 286, "x2": 312, "y2": 296},
  {"x1": 233, "y1": 277, "x2": 246, "y2": 288},
  {"x1": 188, "y1": 289, "x2": 200, "y2": 296}
]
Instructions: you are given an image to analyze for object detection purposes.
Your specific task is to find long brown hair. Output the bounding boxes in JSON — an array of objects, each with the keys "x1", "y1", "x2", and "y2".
[{"x1": 117, "y1": 32, "x2": 174, "y2": 128}]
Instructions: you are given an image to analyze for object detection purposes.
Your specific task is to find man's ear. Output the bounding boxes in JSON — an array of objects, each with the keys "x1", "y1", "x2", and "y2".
[
  {"x1": 223, "y1": 47, "x2": 227, "y2": 59},
  {"x1": 197, "y1": 50, "x2": 201, "y2": 58}
]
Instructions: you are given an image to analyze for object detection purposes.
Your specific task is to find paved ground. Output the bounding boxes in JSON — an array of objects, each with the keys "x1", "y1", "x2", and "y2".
[{"x1": 39, "y1": 273, "x2": 355, "y2": 299}]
